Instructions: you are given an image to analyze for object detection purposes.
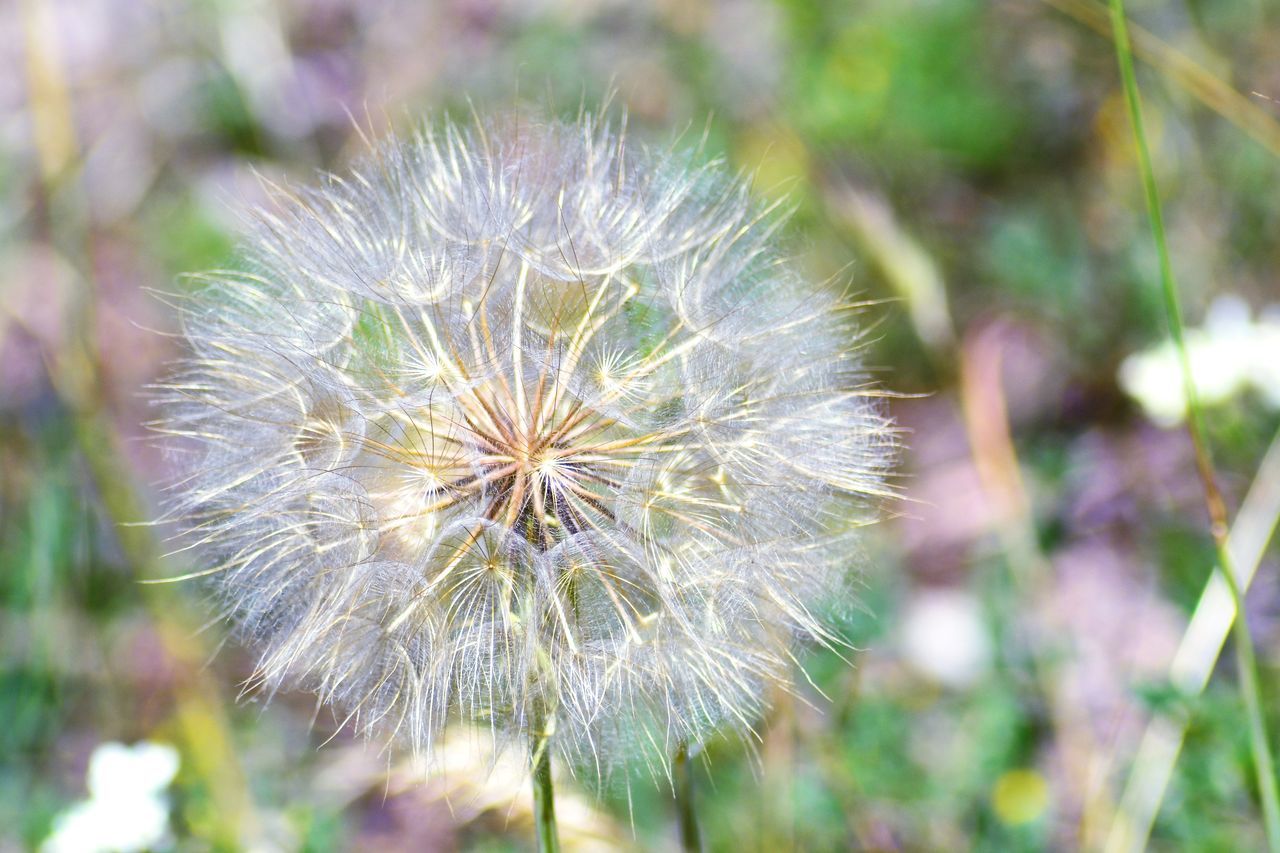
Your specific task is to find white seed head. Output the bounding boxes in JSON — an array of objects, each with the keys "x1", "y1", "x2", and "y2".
[{"x1": 155, "y1": 110, "x2": 895, "y2": 772}]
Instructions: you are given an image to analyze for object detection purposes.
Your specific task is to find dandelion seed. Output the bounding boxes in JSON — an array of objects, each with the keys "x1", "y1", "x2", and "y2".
[{"x1": 155, "y1": 109, "x2": 894, "y2": 779}]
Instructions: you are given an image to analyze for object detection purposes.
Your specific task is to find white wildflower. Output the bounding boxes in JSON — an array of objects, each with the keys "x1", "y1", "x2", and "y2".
[
  {"x1": 155, "y1": 110, "x2": 894, "y2": 772},
  {"x1": 43, "y1": 741, "x2": 180, "y2": 853},
  {"x1": 899, "y1": 588, "x2": 991, "y2": 690},
  {"x1": 1118, "y1": 294, "x2": 1280, "y2": 425}
]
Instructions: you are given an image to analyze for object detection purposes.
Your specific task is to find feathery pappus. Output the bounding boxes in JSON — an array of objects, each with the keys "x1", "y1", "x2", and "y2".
[{"x1": 154, "y1": 109, "x2": 895, "y2": 774}]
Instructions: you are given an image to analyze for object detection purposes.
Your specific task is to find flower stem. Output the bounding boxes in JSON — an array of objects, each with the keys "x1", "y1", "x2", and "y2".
[
  {"x1": 1108, "y1": 0, "x2": 1280, "y2": 848},
  {"x1": 530, "y1": 704, "x2": 561, "y2": 853},
  {"x1": 674, "y1": 742, "x2": 702, "y2": 852}
]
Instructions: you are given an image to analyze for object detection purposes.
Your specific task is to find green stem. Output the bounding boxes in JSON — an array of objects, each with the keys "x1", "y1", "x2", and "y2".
[
  {"x1": 530, "y1": 705, "x2": 561, "y2": 853},
  {"x1": 1108, "y1": 1, "x2": 1280, "y2": 848},
  {"x1": 674, "y1": 743, "x2": 702, "y2": 852},
  {"x1": 1234, "y1": 599, "x2": 1280, "y2": 850}
]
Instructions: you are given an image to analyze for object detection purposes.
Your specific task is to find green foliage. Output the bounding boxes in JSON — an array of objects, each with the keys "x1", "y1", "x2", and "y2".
[{"x1": 781, "y1": 0, "x2": 1029, "y2": 172}]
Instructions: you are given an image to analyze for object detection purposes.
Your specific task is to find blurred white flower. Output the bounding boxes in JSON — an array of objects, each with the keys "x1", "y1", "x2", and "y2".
[
  {"x1": 1118, "y1": 294, "x2": 1280, "y2": 426},
  {"x1": 900, "y1": 588, "x2": 991, "y2": 690},
  {"x1": 43, "y1": 741, "x2": 180, "y2": 853}
]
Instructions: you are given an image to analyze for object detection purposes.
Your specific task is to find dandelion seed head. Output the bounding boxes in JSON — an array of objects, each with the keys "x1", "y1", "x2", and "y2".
[{"x1": 156, "y1": 109, "x2": 895, "y2": 773}]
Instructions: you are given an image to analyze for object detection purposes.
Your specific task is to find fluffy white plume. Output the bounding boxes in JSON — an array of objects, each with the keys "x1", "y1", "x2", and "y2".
[{"x1": 155, "y1": 110, "x2": 894, "y2": 773}]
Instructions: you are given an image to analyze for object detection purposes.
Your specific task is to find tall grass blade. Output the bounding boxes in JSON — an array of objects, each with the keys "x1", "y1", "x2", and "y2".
[{"x1": 1107, "y1": 1, "x2": 1280, "y2": 848}]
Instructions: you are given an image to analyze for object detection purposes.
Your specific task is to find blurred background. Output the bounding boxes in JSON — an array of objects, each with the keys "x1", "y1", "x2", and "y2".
[{"x1": 5, "y1": 0, "x2": 1280, "y2": 849}]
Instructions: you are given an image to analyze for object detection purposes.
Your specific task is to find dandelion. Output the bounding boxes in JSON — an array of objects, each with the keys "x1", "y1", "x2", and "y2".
[{"x1": 155, "y1": 108, "x2": 894, "y2": 847}]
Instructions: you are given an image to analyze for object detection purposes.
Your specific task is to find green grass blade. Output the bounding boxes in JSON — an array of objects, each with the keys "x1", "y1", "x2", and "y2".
[{"x1": 1107, "y1": 1, "x2": 1280, "y2": 849}]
